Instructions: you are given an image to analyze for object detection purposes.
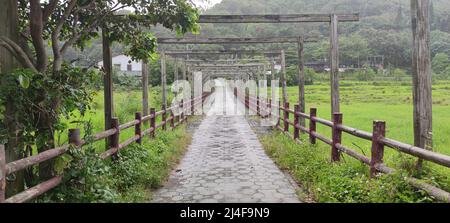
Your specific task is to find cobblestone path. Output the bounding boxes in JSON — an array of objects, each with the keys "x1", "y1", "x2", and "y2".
[
  {"x1": 152, "y1": 82, "x2": 300, "y2": 203},
  {"x1": 152, "y1": 115, "x2": 301, "y2": 203}
]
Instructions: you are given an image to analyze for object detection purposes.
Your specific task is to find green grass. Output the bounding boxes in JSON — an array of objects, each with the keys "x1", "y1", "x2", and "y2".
[
  {"x1": 40, "y1": 87, "x2": 188, "y2": 203},
  {"x1": 261, "y1": 132, "x2": 437, "y2": 203},
  {"x1": 272, "y1": 80, "x2": 450, "y2": 197}
]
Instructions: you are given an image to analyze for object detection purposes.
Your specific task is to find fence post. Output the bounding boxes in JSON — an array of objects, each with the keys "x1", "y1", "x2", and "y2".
[
  {"x1": 370, "y1": 121, "x2": 386, "y2": 178},
  {"x1": 170, "y1": 110, "x2": 175, "y2": 129},
  {"x1": 284, "y1": 102, "x2": 290, "y2": 133},
  {"x1": 257, "y1": 96, "x2": 260, "y2": 116},
  {"x1": 309, "y1": 108, "x2": 317, "y2": 144},
  {"x1": 111, "y1": 118, "x2": 120, "y2": 156},
  {"x1": 294, "y1": 105, "x2": 300, "y2": 140},
  {"x1": 331, "y1": 113, "x2": 343, "y2": 162},
  {"x1": 191, "y1": 95, "x2": 194, "y2": 116},
  {"x1": 0, "y1": 145, "x2": 6, "y2": 203},
  {"x1": 277, "y1": 101, "x2": 281, "y2": 127},
  {"x1": 150, "y1": 108, "x2": 156, "y2": 138},
  {"x1": 69, "y1": 129, "x2": 82, "y2": 147},
  {"x1": 135, "y1": 112, "x2": 142, "y2": 144},
  {"x1": 162, "y1": 108, "x2": 167, "y2": 131},
  {"x1": 181, "y1": 99, "x2": 185, "y2": 123}
]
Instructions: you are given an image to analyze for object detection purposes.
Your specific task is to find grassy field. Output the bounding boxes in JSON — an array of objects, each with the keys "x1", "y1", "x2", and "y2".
[{"x1": 276, "y1": 80, "x2": 450, "y2": 194}]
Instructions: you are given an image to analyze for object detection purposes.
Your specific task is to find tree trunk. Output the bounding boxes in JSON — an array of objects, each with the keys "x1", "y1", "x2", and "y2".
[{"x1": 0, "y1": 0, "x2": 25, "y2": 197}]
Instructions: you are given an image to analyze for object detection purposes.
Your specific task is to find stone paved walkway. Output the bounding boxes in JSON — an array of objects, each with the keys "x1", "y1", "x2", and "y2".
[
  {"x1": 151, "y1": 114, "x2": 300, "y2": 203},
  {"x1": 152, "y1": 82, "x2": 300, "y2": 203}
]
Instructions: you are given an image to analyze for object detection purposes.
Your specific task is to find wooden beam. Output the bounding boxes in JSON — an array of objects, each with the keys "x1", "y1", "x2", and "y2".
[
  {"x1": 411, "y1": 0, "x2": 433, "y2": 170},
  {"x1": 157, "y1": 37, "x2": 317, "y2": 44},
  {"x1": 198, "y1": 14, "x2": 360, "y2": 23},
  {"x1": 164, "y1": 50, "x2": 284, "y2": 56},
  {"x1": 330, "y1": 14, "x2": 340, "y2": 115},
  {"x1": 102, "y1": 28, "x2": 114, "y2": 149},
  {"x1": 188, "y1": 63, "x2": 265, "y2": 68}
]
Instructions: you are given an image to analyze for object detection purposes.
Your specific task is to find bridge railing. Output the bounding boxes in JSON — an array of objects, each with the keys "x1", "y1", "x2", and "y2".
[
  {"x1": 236, "y1": 93, "x2": 450, "y2": 202},
  {"x1": 0, "y1": 93, "x2": 210, "y2": 203}
]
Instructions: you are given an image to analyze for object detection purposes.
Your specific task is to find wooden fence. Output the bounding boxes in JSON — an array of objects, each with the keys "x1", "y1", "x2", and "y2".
[
  {"x1": 0, "y1": 93, "x2": 209, "y2": 203},
  {"x1": 236, "y1": 93, "x2": 450, "y2": 202}
]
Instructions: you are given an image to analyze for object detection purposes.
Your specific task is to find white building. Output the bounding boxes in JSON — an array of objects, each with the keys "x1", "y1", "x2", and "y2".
[{"x1": 98, "y1": 55, "x2": 142, "y2": 76}]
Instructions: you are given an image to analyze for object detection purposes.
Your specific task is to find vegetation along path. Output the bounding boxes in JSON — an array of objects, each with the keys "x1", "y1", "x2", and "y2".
[{"x1": 152, "y1": 88, "x2": 300, "y2": 203}]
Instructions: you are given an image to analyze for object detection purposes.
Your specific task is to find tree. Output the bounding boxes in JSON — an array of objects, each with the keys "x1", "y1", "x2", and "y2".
[
  {"x1": 432, "y1": 53, "x2": 450, "y2": 74},
  {"x1": 0, "y1": 0, "x2": 199, "y2": 190}
]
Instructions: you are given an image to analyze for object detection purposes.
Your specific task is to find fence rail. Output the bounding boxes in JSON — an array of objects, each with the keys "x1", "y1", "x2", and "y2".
[
  {"x1": 0, "y1": 93, "x2": 210, "y2": 203},
  {"x1": 236, "y1": 93, "x2": 450, "y2": 202}
]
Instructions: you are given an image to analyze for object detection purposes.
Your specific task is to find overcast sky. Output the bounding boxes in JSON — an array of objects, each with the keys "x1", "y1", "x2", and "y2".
[{"x1": 196, "y1": 0, "x2": 222, "y2": 9}]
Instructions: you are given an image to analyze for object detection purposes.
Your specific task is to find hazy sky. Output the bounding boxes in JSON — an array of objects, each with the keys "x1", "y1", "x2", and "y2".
[{"x1": 196, "y1": 0, "x2": 223, "y2": 9}]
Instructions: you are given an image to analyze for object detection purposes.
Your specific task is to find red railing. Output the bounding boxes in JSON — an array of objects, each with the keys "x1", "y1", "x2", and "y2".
[
  {"x1": 237, "y1": 93, "x2": 450, "y2": 202},
  {"x1": 0, "y1": 93, "x2": 210, "y2": 203}
]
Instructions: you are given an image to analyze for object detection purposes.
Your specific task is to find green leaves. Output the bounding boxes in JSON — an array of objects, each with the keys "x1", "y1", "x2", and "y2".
[{"x1": 18, "y1": 75, "x2": 30, "y2": 89}]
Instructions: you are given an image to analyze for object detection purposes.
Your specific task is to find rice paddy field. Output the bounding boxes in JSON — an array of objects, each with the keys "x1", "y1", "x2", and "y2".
[{"x1": 280, "y1": 80, "x2": 450, "y2": 190}]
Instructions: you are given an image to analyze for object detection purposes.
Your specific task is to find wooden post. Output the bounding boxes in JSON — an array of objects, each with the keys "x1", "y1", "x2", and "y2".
[
  {"x1": 161, "y1": 51, "x2": 167, "y2": 131},
  {"x1": 170, "y1": 111, "x2": 175, "y2": 129},
  {"x1": 161, "y1": 50, "x2": 168, "y2": 112},
  {"x1": 191, "y1": 95, "x2": 195, "y2": 116},
  {"x1": 331, "y1": 113, "x2": 343, "y2": 162},
  {"x1": 330, "y1": 14, "x2": 340, "y2": 116},
  {"x1": 297, "y1": 37, "x2": 306, "y2": 127},
  {"x1": 411, "y1": 0, "x2": 433, "y2": 171},
  {"x1": 182, "y1": 61, "x2": 187, "y2": 81},
  {"x1": 142, "y1": 61, "x2": 149, "y2": 125},
  {"x1": 135, "y1": 112, "x2": 142, "y2": 144},
  {"x1": 0, "y1": 145, "x2": 6, "y2": 203},
  {"x1": 174, "y1": 58, "x2": 179, "y2": 82},
  {"x1": 257, "y1": 96, "x2": 260, "y2": 116},
  {"x1": 102, "y1": 28, "x2": 114, "y2": 149},
  {"x1": 276, "y1": 101, "x2": 281, "y2": 127},
  {"x1": 294, "y1": 105, "x2": 300, "y2": 140},
  {"x1": 309, "y1": 108, "x2": 317, "y2": 144},
  {"x1": 110, "y1": 118, "x2": 120, "y2": 155},
  {"x1": 284, "y1": 102, "x2": 290, "y2": 133},
  {"x1": 270, "y1": 58, "x2": 276, "y2": 82},
  {"x1": 68, "y1": 129, "x2": 82, "y2": 147},
  {"x1": 150, "y1": 108, "x2": 156, "y2": 138},
  {"x1": 181, "y1": 99, "x2": 185, "y2": 123},
  {"x1": 370, "y1": 121, "x2": 386, "y2": 178},
  {"x1": 280, "y1": 50, "x2": 288, "y2": 105}
]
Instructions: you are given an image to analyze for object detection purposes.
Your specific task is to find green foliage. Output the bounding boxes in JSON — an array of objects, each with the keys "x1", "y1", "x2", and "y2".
[
  {"x1": 0, "y1": 64, "x2": 100, "y2": 146},
  {"x1": 392, "y1": 68, "x2": 408, "y2": 81},
  {"x1": 42, "y1": 122, "x2": 118, "y2": 203},
  {"x1": 432, "y1": 53, "x2": 450, "y2": 75},
  {"x1": 356, "y1": 65, "x2": 376, "y2": 81},
  {"x1": 261, "y1": 133, "x2": 436, "y2": 203}
]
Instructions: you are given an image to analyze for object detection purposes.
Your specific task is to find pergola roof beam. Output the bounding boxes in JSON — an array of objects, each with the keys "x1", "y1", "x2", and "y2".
[{"x1": 198, "y1": 14, "x2": 359, "y2": 23}]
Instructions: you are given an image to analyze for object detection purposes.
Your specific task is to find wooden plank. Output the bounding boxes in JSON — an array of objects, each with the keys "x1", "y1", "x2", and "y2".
[
  {"x1": 142, "y1": 61, "x2": 149, "y2": 123},
  {"x1": 198, "y1": 14, "x2": 360, "y2": 23},
  {"x1": 158, "y1": 37, "x2": 317, "y2": 44},
  {"x1": 330, "y1": 14, "x2": 340, "y2": 116},
  {"x1": 297, "y1": 37, "x2": 305, "y2": 126},
  {"x1": 280, "y1": 50, "x2": 287, "y2": 104},
  {"x1": 102, "y1": 28, "x2": 114, "y2": 149},
  {"x1": 411, "y1": 0, "x2": 433, "y2": 171}
]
